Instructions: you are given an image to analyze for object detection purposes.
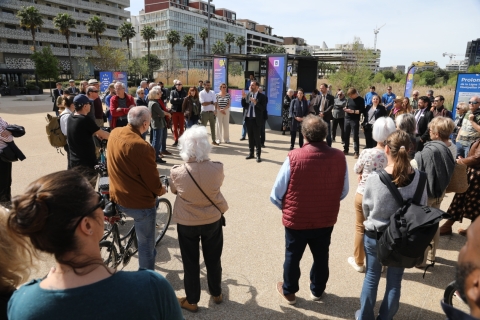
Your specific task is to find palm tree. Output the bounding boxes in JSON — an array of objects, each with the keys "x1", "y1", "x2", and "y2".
[
  {"x1": 86, "y1": 16, "x2": 106, "y2": 46},
  {"x1": 118, "y1": 22, "x2": 136, "y2": 60},
  {"x1": 182, "y1": 34, "x2": 195, "y2": 84},
  {"x1": 199, "y1": 27, "x2": 208, "y2": 67},
  {"x1": 224, "y1": 33, "x2": 235, "y2": 54},
  {"x1": 235, "y1": 36, "x2": 245, "y2": 54},
  {"x1": 166, "y1": 30, "x2": 180, "y2": 58},
  {"x1": 140, "y1": 25, "x2": 155, "y2": 79},
  {"x1": 211, "y1": 41, "x2": 226, "y2": 55},
  {"x1": 54, "y1": 13, "x2": 76, "y2": 76},
  {"x1": 16, "y1": 6, "x2": 43, "y2": 52}
]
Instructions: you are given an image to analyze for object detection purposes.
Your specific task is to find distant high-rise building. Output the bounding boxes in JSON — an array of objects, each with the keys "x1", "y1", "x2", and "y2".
[
  {"x1": 465, "y1": 38, "x2": 480, "y2": 67},
  {"x1": 236, "y1": 19, "x2": 283, "y2": 54},
  {"x1": 446, "y1": 59, "x2": 469, "y2": 72}
]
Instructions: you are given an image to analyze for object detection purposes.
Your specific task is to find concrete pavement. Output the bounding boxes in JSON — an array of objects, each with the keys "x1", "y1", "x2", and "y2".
[{"x1": 0, "y1": 95, "x2": 468, "y2": 319}]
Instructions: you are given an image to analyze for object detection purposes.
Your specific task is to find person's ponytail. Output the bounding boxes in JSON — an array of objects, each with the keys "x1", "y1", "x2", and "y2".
[{"x1": 385, "y1": 130, "x2": 413, "y2": 187}]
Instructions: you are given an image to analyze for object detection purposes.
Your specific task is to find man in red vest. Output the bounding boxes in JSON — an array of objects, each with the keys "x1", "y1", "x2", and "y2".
[{"x1": 270, "y1": 115, "x2": 349, "y2": 305}]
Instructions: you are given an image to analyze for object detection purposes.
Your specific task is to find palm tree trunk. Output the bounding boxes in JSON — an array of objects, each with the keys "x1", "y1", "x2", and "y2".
[
  {"x1": 203, "y1": 40, "x2": 206, "y2": 68},
  {"x1": 96, "y1": 34, "x2": 100, "y2": 46},
  {"x1": 186, "y1": 49, "x2": 190, "y2": 85},
  {"x1": 127, "y1": 38, "x2": 131, "y2": 60},
  {"x1": 31, "y1": 29, "x2": 36, "y2": 52},
  {"x1": 66, "y1": 36, "x2": 73, "y2": 78},
  {"x1": 147, "y1": 41, "x2": 151, "y2": 79}
]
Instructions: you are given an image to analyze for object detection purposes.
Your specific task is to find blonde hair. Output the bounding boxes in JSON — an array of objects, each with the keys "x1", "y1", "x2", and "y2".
[
  {"x1": 0, "y1": 207, "x2": 35, "y2": 293},
  {"x1": 147, "y1": 88, "x2": 160, "y2": 100},
  {"x1": 428, "y1": 117, "x2": 455, "y2": 140},
  {"x1": 457, "y1": 102, "x2": 468, "y2": 114}
]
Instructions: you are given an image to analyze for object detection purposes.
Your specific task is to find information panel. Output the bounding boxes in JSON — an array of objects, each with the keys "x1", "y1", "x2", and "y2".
[
  {"x1": 228, "y1": 89, "x2": 247, "y2": 113},
  {"x1": 99, "y1": 71, "x2": 127, "y2": 92},
  {"x1": 213, "y1": 58, "x2": 227, "y2": 91},
  {"x1": 266, "y1": 56, "x2": 286, "y2": 117},
  {"x1": 452, "y1": 73, "x2": 480, "y2": 119}
]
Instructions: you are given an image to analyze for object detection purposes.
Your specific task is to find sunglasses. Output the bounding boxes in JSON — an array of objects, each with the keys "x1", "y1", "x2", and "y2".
[
  {"x1": 72, "y1": 192, "x2": 105, "y2": 231},
  {"x1": 221, "y1": 86, "x2": 226, "y2": 88},
  {"x1": 469, "y1": 101, "x2": 480, "y2": 105}
]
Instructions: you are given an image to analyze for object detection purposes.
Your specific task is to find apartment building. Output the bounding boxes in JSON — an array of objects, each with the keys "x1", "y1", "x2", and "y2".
[{"x1": 236, "y1": 19, "x2": 283, "y2": 54}]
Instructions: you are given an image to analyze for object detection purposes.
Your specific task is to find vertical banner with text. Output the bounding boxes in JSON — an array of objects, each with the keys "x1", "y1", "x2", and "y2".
[
  {"x1": 404, "y1": 66, "x2": 417, "y2": 98},
  {"x1": 100, "y1": 72, "x2": 113, "y2": 92},
  {"x1": 266, "y1": 56, "x2": 286, "y2": 117},
  {"x1": 213, "y1": 58, "x2": 227, "y2": 92},
  {"x1": 452, "y1": 73, "x2": 480, "y2": 119}
]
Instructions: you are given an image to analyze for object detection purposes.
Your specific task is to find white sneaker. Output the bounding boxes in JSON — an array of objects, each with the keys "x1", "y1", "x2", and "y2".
[
  {"x1": 310, "y1": 291, "x2": 325, "y2": 301},
  {"x1": 215, "y1": 140, "x2": 221, "y2": 144},
  {"x1": 355, "y1": 309, "x2": 361, "y2": 320},
  {"x1": 348, "y1": 257, "x2": 365, "y2": 273}
]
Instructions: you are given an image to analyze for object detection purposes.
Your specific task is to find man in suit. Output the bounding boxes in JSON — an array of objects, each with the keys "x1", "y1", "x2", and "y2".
[
  {"x1": 312, "y1": 83, "x2": 335, "y2": 146},
  {"x1": 415, "y1": 96, "x2": 434, "y2": 152},
  {"x1": 241, "y1": 80, "x2": 266, "y2": 163},
  {"x1": 66, "y1": 79, "x2": 79, "y2": 95},
  {"x1": 52, "y1": 82, "x2": 63, "y2": 116}
]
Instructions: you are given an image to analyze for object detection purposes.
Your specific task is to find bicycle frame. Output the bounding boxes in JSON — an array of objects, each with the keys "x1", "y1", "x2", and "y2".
[{"x1": 103, "y1": 213, "x2": 138, "y2": 256}]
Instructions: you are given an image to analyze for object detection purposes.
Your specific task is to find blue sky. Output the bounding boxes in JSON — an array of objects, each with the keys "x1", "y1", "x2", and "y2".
[{"x1": 127, "y1": 0, "x2": 480, "y2": 68}]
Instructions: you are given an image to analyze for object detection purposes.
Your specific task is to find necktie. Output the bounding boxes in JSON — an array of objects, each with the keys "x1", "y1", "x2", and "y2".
[
  {"x1": 249, "y1": 94, "x2": 255, "y2": 117},
  {"x1": 321, "y1": 95, "x2": 326, "y2": 112}
]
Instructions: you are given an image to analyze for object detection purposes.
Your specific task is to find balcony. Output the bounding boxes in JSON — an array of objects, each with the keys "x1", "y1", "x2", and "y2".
[
  {"x1": 2, "y1": 43, "x2": 92, "y2": 57},
  {"x1": 44, "y1": 0, "x2": 130, "y2": 18},
  {"x1": 0, "y1": 0, "x2": 126, "y2": 26}
]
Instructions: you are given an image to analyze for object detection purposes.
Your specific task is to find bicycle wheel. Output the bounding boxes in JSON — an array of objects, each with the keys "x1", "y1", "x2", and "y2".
[
  {"x1": 155, "y1": 198, "x2": 172, "y2": 246},
  {"x1": 444, "y1": 280, "x2": 470, "y2": 314},
  {"x1": 99, "y1": 240, "x2": 119, "y2": 268}
]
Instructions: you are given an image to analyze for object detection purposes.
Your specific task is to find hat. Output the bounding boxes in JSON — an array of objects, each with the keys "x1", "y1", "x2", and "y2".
[
  {"x1": 69, "y1": 79, "x2": 75, "y2": 83},
  {"x1": 394, "y1": 96, "x2": 404, "y2": 102},
  {"x1": 88, "y1": 79, "x2": 99, "y2": 85},
  {"x1": 73, "y1": 94, "x2": 91, "y2": 107}
]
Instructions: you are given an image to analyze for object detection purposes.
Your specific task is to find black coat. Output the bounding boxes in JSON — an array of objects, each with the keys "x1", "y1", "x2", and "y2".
[
  {"x1": 363, "y1": 104, "x2": 387, "y2": 125},
  {"x1": 53, "y1": 88, "x2": 63, "y2": 112},
  {"x1": 311, "y1": 93, "x2": 335, "y2": 121},
  {"x1": 241, "y1": 91, "x2": 266, "y2": 126},
  {"x1": 136, "y1": 97, "x2": 148, "y2": 107},
  {"x1": 170, "y1": 89, "x2": 187, "y2": 112},
  {"x1": 289, "y1": 98, "x2": 309, "y2": 132}
]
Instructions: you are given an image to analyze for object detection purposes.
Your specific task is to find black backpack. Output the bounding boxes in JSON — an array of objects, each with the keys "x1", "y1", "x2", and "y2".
[{"x1": 376, "y1": 170, "x2": 449, "y2": 268}]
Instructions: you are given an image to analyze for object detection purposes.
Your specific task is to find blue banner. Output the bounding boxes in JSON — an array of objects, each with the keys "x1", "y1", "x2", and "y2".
[
  {"x1": 266, "y1": 56, "x2": 286, "y2": 117},
  {"x1": 404, "y1": 66, "x2": 416, "y2": 98},
  {"x1": 452, "y1": 73, "x2": 480, "y2": 119},
  {"x1": 213, "y1": 58, "x2": 227, "y2": 92},
  {"x1": 100, "y1": 72, "x2": 112, "y2": 92}
]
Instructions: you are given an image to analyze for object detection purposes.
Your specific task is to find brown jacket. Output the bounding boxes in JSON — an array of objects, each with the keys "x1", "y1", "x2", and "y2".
[
  {"x1": 459, "y1": 139, "x2": 480, "y2": 168},
  {"x1": 170, "y1": 160, "x2": 228, "y2": 226},
  {"x1": 107, "y1": 124, "x2": 163, "y2": 209}
]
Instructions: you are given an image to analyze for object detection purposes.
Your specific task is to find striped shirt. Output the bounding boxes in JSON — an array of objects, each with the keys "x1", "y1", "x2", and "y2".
[
  {"x1": 0, "y1": 117, "x2": 13, "y2": 151},
  {"x1": 216, "y1": 93, "x2": 231, "y2": 110}
]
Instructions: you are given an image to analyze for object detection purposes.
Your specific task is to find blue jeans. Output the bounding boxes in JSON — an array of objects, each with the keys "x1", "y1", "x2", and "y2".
[
  {"x1": 359, "y1": 235, "x2": 404, "y2": 320},
  {"x1": 456, "y1": 141, "x2": 470, "y2": 159},
  {"x1": 151, "y1": 128, "x2": 163, "y2": 159},
  {"x1": 186, "y1": 115, "x2": 199, "y2": 128},
  {"x1": 241, "y1": 120, "x2": 247, "y2": 139},
  {"x1": 117, "y1": 205, "x2": 157, "y2": 270},
  {"x1": 161, "y1": 127, "x2": 168, "y2": 152},
  {"x1": 282, "y1": 226, "x2": 333, "y2": 297}
]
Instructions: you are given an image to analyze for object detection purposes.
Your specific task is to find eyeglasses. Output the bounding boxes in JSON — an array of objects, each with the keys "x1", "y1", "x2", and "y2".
[
  {"x1": 469, "y1": 101, "x2": 480, "y2": 105},
  {"x1": 72, "y1": 192, "x2": 105, "y2": 231},
  {"x1": 89, "y1": 90, "x2": 99, "y2": 93},
  {"x1": 221, "y1": 86, "x2": 227, "y2": 88},
  {"x1": 176, "y1": 84, "x2": 183, "y2": 86}
]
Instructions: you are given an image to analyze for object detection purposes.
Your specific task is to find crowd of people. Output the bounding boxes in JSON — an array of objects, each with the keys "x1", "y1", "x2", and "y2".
[{"x1": 1, "y1": 77, "x2": 480, "y2": 320}]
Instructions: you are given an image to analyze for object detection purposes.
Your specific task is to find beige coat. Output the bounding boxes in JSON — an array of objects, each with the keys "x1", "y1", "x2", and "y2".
[{"x1": 170, "y1": 159, "x2": 228, "y2": 226}]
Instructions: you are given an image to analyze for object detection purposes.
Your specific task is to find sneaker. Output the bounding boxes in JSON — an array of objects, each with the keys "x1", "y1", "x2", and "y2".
[
  {"x1": 348, "y1": 257, "x2": 365, "y2": 273},
  {"x1": 212, "y1": 141, "x2": 219, "y2": 146},
  {"x1": 310, "y1": 291, "x2": 325, "y2": 301},
  {"x1": 161, "y1": 150, "x2": 172, "y2": 155},
  {"x1": 215, "y1": 139, "x2": 221, "y2": 144},
  {"x1": 177, "y1": 297, "x2": 198, "y2": 312},
  {"x1": 355, "y1": 309, "x2": 361, "y2": 320},
  {"x1": 240, "y1": 137, "x2": 246, "y2": 141},
  {"x1": 354, "y1": 153, "x2": 359, "y2": 159},
  {"x1": 212, "y1": 294, "x2": 223, "y2": 304},
  {"x1": 276, "y1": 282, "x2": 296, "y2": 305},
  {"x1": 343, "y1": 151, "x2": 348, "y2": 155}
]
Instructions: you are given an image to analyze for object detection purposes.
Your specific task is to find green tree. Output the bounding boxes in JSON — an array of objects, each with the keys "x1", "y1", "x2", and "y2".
[
  {"x1": 128, "y1": 57, "x2": 149, "y2": 79},
  {"x1": 235, "y1": 36, "x2": 245, "y2": 54},
  {"x1": 252, "y1": 45, "x2": 286, "y2": 54},
  {"x1": 211, "y1": 40, "x2": 226, "y2": 55},
  {"x1": 16, "y1": 6, "x2": 43, "y2": 52},
  {"x1": 373, "y1": 72, "x2": 385, "y2": 83},
  {"x1": 30, "y1": 47, "x2": 59, "y2": 95},
  {"x1": 468, "y1": 63, "x2": 480, "y2": 73},
  {"x1": 166, "y1": 30, "x2": 180, "y2": 58},
  {"x1": 199, "y1": 27, "x2": 208, "y2": 56},
  {"x1": 86, "y1": 16, "x2": 106, "y2": 46},
  {"x1": 118, "y1": 22, "x2": 136, "y2": 60},
  {"x1": 182, "y1": 34, "x2": 195, "y2": 84},
  {"x1": 54, "y1": 13, "x2": 76, "y2": 76},
  {"x1": 421, "y1": 71, "x2": 436, "y2": 86},
  {"x1": 228, "y1": 62, "x2": 242, "y2": 76},
  {"x1": 224, "y1": 33, "x2": 235, "y2": 54},
  {"x1": 299, "y1": 49, "x2": 311, "y2": 56},
  {"x1": 382, "y1": 70, "x2": 395, "y2": 81},
  {"x1": 140, "y1": 25, "x2": 156, "y2": 79},
  {"x1": 87, "y1": 41, "x2": 128, "y2": 71},
  {"x1": 142, "y1": 54, "x2": 162, "y2": 73}
]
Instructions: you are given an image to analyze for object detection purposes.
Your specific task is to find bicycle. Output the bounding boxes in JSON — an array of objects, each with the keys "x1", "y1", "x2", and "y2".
[{"x1": 444, "y1": 280, "x2": 470, "y2": 314}]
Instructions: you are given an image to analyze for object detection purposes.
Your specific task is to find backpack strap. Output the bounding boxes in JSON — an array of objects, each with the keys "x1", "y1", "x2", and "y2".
[
  {"x1": 412, "y1": 171, "x2": 427, "y2": 205},
  {"x1": 378, "y1": 170, "x2": 403, "y2": 207}
]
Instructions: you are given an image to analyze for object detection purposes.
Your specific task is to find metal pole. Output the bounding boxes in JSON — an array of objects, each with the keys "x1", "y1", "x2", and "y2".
[{"x1": 207, "y1": 0, "x2": 211, "y2": 81}]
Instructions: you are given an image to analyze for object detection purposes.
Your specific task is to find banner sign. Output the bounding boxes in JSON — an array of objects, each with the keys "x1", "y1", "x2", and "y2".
[
  {"x1": 99, "y1": 71, "x2": 127, "y2": 92},
  {"x1": 404, "y1": 66, "x2": 417, "y2": 98},
  {"x1": 229, "y1": 89, "x2": 247, "y2": 113},
  {"x1": 452, "y1": 73, "x2": 480, "y2": 119},
  {"x1": 266, "y1": 56, "x2": 286, "y2": 117},
  {"x1": 213, "y1": 58, "x2": 227, "y2": 91}
]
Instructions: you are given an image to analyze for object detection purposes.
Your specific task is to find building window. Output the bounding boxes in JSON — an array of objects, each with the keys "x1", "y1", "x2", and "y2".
[
  {"x1": 83, "y1": 10, "x2": 90, "y2": 14},
  {"x1": 59, "y1": 6, "x2": 68, "y2": 10},
  {"x1": 4, "y1": 24, "x2": 16, "y2": 30},
  {"x1": 23, "y1": 41, "x2": 28, "y2": 45}
]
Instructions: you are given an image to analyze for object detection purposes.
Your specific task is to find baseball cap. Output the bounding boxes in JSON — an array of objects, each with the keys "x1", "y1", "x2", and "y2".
[
  {"x1": 88, "y1": 79, "x2": 99, "y2": 85},
  {"x1": 69, "y1": 79, "x2": 75, "y2": 83},
  {"x1": 73, "y1": 94, "x2": 91, "y2": 108}
]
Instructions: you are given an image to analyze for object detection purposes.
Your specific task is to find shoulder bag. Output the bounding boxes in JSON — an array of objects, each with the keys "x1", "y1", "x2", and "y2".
[
  {"x1": 445, "y1": 162, "x2": 468, "y2": 194},
  {"x1": 184, "y1": 164, "x2": 226, "y2": 226}
]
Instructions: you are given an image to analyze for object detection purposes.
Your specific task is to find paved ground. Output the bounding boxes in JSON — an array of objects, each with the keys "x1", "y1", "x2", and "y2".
[{"x1": 0, "y1": 95, "x2": 469, "y2": 319}]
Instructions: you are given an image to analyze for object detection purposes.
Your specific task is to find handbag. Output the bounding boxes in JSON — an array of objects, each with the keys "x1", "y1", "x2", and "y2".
[
  {"x1": 184, "y1": 164, "x2": 226, "y2": 226},
  {"x1": 6, "y1": 125, "x2": 25, "y2": 138},
  {"x1": 445, "y1": 162, "x2": 468, "y2": 193},
  {"x1": 0, "y1": 145, "x2": 18, "y2": 162}
]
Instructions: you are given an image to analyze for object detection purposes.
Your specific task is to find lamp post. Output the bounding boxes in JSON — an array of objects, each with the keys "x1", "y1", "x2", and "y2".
[{"x1": 207, "y1": 0, "x2": 212, "y2": 81}]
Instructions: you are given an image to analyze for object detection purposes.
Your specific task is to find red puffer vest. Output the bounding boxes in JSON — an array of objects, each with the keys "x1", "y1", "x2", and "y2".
[{"x1": 282, "y1": 142, "x2": 346, "y2": 230}]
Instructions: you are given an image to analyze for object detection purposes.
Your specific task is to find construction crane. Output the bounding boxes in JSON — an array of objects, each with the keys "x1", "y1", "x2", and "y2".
[
  {"x1": 442, "y1": 52, "x2": 464, "y2": 62},
  {"x1": 373, "y1": 24, "x2": 386, "y2": 51}
]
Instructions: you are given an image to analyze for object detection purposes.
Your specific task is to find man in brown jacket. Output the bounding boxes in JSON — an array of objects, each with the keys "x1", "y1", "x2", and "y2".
[{"x1": 107, "y1": 106, "x2": 166, "y2": 270}]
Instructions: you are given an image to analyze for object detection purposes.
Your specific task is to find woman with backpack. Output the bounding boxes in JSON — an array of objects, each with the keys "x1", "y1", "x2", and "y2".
[{"x1": 356, "y1": 130, "x2": 427, "y2": 320}]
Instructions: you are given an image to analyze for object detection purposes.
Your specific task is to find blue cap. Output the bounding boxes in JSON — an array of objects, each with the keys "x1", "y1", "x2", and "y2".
[{"x1": 73, "y1": 94, "x2": 90, "y2": 106}]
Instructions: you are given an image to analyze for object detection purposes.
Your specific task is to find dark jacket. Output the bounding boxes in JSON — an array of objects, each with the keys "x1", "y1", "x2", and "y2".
[
  {"x1": 53, "y1": 88, "x2": 63, "y2": 112},
  {"x1": 441, "y1": 300, "x2": 477, "y2": 320},
  {"x1": 148, "y1": 100, "x2": 166, "y2": 130},
  {"x1": 459, "y1": 138, "x2": 480, "y2": 168},
  {"x1": 136, "y1": 97, "x2": 148, "y2": 107},
  {"x1": 431, "y1": 106, "x2": 453, "y2": 119},
  {"x1": 415, "y1": 108, "x2": 434, "y2": 151},
  {"x1": 289, "y1": 98, "x2": 309, "y2": 132},
  {"x1": 283, "y1": 95, "x2": 293, "y2": 110},
  {"x1": 311, "y1": 93, "x2": 335, "y2": 121},
  {"x1": 182, "y1": 96, "x2": 201, "y2": 120},
  {"x1": 170, "y1": 89, "x2": 187, "y2": 112},
  {"x1": 363, "y1": 104, "x2": 387, "y2": 126},
  {"x1": 241, "y1": 91, "x2": 267, "y2": 126},
  {"x1": 0, "y1": 142, "x2": 26, "y2": 162}
]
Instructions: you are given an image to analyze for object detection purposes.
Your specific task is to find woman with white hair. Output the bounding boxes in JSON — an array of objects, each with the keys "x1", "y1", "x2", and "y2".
[
  {"x1": 170, "y1": 125, "x2": 228, "y2": 313},
  {"x1": 348, "y1": 117, "x2": 396, "y2": 273}
]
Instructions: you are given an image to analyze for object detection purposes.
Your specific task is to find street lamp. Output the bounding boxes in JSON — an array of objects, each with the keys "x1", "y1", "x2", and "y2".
[{"x1": 207, "y1": 0, "x2": 212, "y2": 81}]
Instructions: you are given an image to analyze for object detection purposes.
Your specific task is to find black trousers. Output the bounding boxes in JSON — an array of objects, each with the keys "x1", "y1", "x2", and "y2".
[
  {"x1": 332, "y1": 118, "x2": 345, "y2": 142},
  {"x1": 0, "y1": 159, "x2": 12, "y2": 202},
  {"x1": 64, "y1": 144, "x2": 71, "y2": 170},
  {"x1": 245, "y1": 117, "x2": 261, "y2": 156},
  {"x1": 363, "y1": 124, "x2": 376, "y2": 148},
  {"x1": 177, "y1": 219, "x2": 223, "y2": 304},
  {"x1": 290, "y1": 129, "x2": 304, "y2": 148},
  {"x1": 344, "y1": 118, "x2": 360, "y2": 153}
]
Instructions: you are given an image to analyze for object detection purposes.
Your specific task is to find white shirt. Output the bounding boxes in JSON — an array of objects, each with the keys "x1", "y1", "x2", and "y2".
[
  {"x1": 199, "y1": 90, "x2": 216, "y2": 112},
  {"x1": 60, "y1": 108, "x2": 72, "y2": 136}
]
